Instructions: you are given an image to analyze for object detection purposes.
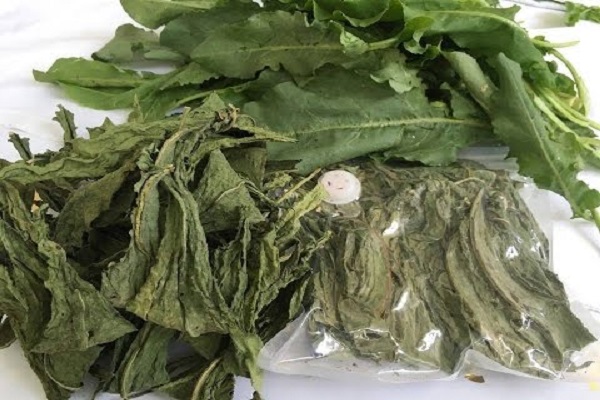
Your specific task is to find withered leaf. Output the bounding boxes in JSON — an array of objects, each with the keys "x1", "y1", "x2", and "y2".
[
  {"x1": 0, "y1": 316, "x2": 15, "y2": 349},
  {"x1": 53, "y1": 105, "x2": 77, "y2": 143},
  {"x1": 195, "y1": 150, "x2": 264, "y2": 233},
  {"x1": 8, "y1": 132, "x2": 33, "y2": 161}
]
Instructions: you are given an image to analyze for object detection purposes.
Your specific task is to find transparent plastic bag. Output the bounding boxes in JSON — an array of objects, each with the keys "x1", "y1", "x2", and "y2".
[{"x1": 260, "y1": 159, "x2": 600, "y2": 383}]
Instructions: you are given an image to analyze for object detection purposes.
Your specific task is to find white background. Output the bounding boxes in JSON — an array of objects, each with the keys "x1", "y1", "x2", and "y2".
[{"x1": 2, "y1": 0, "x2": 600, "y2": 399}]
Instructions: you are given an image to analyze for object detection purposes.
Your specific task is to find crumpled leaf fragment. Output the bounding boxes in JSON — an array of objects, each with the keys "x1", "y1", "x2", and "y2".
[
  {"x1": 195, "y1": 150, "x2": 264, "y2": 232},
  {"x1": 0, "y1": 315, "x2": 15, "y2": 349},
  {"x1": 53, "y1": 105, "x2": 77, "y2": 143},
  {"x1": 106, "y1": 323, "x2": 175, "y2": 397},
  {"x1": 0, "y1": 181, "x2": 135, "y2": 355}
]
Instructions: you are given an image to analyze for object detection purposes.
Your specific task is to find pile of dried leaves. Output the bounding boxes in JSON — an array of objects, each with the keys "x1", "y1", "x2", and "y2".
[
  {"x1": 0, "y1": 99, "x2": 330, "y2": 400},
  {"x1": 308, "y1": 162, "x2": 595, "y2": 379}
]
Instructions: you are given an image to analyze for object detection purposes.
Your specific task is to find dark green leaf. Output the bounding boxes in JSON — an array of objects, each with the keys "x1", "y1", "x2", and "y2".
[
  {"x1": 241, "y1": 67, "x2": 491, "y2": 173},
  {"x1": 184, "y1": 333, "x2": 223, "y2": 360},
  {"x1": 34, "y1": 58, "x2": 155, "y2": 88},
  {"x1": 120, "y1": 0, "x2": 232, "y2": 29},
  {"x1": 190, "y1": 11, "x2": 352, "y2": 79},
  {"x1": 21, "y1": 349, "x2": 101, "y2": 400},
  {"x1": 43, "y1": 347, "x2": 103, "y2": 392},
  {"x1": 223, "y1": 145, "x2": 268, "y2": 188},
  {"x1": 160, "y1": 3, "x2": 260, "y2": 56},
  {"x1": 450, "y1": 52, "x2": 600, "y2": 218}
]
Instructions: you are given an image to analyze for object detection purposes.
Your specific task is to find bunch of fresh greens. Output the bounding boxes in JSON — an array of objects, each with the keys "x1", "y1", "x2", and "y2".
[
  {"x1": 0, "y1": 100, "x2": 330, "y2": 400},
  {"x1": 34, "y1": 0, "x2": 600, "y2": 233}
]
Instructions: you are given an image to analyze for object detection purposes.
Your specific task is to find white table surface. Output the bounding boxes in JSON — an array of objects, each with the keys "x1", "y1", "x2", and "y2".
[{"x1": 2, "y1": 0, "x2": 600, "y2": 399}]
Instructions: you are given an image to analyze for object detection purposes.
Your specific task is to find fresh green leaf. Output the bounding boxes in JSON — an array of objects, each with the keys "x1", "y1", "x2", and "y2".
[
  {"x1": 93, "y1": 23, "x2": 184, "y2": 63},
  {"x1": 159, "y1": 63, "x2": 217, "y2": 89},
  {"x1": 369, "y1": 50, "x2": 422, "y2": 93},
  {"x1": 160, "y1": 3, "x2": 260, "y2": 56},
  {"x1": 312, "y1": 0, "x2": 391, "y2": 27},
  {"x1": 190, "y1": 11, "x2": 352, "y2": 79},
  {"x1": 120, "y1": 0, "x2": 232, "y2": 29},
  {"x1": 35, "y1": 62, "x2": 210, "y2": 119},
  {"x1": 490, "y1": 54, "x2": 600, "y2": 217},
  {"x1": 450, "y1": 51, "x2": 600, "y2": 218},
  {"x1": 401, "y1": 4, "x2": 555, "y2": 86},
  {"x1": 241, "y1": 67, "x2": 492, "y2": 173},
  {"x1": 565, "y1": 2, "x2": 600, "y2": 26},
  {"x1": 34, "y1": 58, "x2": 155, "y2": 88}
]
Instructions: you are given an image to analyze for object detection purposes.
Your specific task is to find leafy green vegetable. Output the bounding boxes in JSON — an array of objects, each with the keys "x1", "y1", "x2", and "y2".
[
  {"x1": 34, "y1": 58, "x2": 155, "y2": 88},
  {"x1": 243, "y1": 67, "x2": 491, "y2": 173},
  {"x1": 160, "y1": 3, "x2": 260, "y2": 56},
  {"x1": 93, "y1": 24, "x2": 184, "y2": 63},
  {"x1": 189, "y1": 11, "x2": 351, "y2": 79},
  {"x1": 447, "y1": 51, "x2": 600, "y2": 219},
  {"x1": 120, "y1": 0, "x2": 231, "y2": 29}
]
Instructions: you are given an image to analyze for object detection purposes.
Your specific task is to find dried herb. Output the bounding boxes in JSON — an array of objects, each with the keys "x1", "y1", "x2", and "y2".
[
  {"x1": 308, "y1": 161, "x2": 595, "y2": 378},
  {"x1": 0, "y1": 103, "x2": 330, "y2": 400}
]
